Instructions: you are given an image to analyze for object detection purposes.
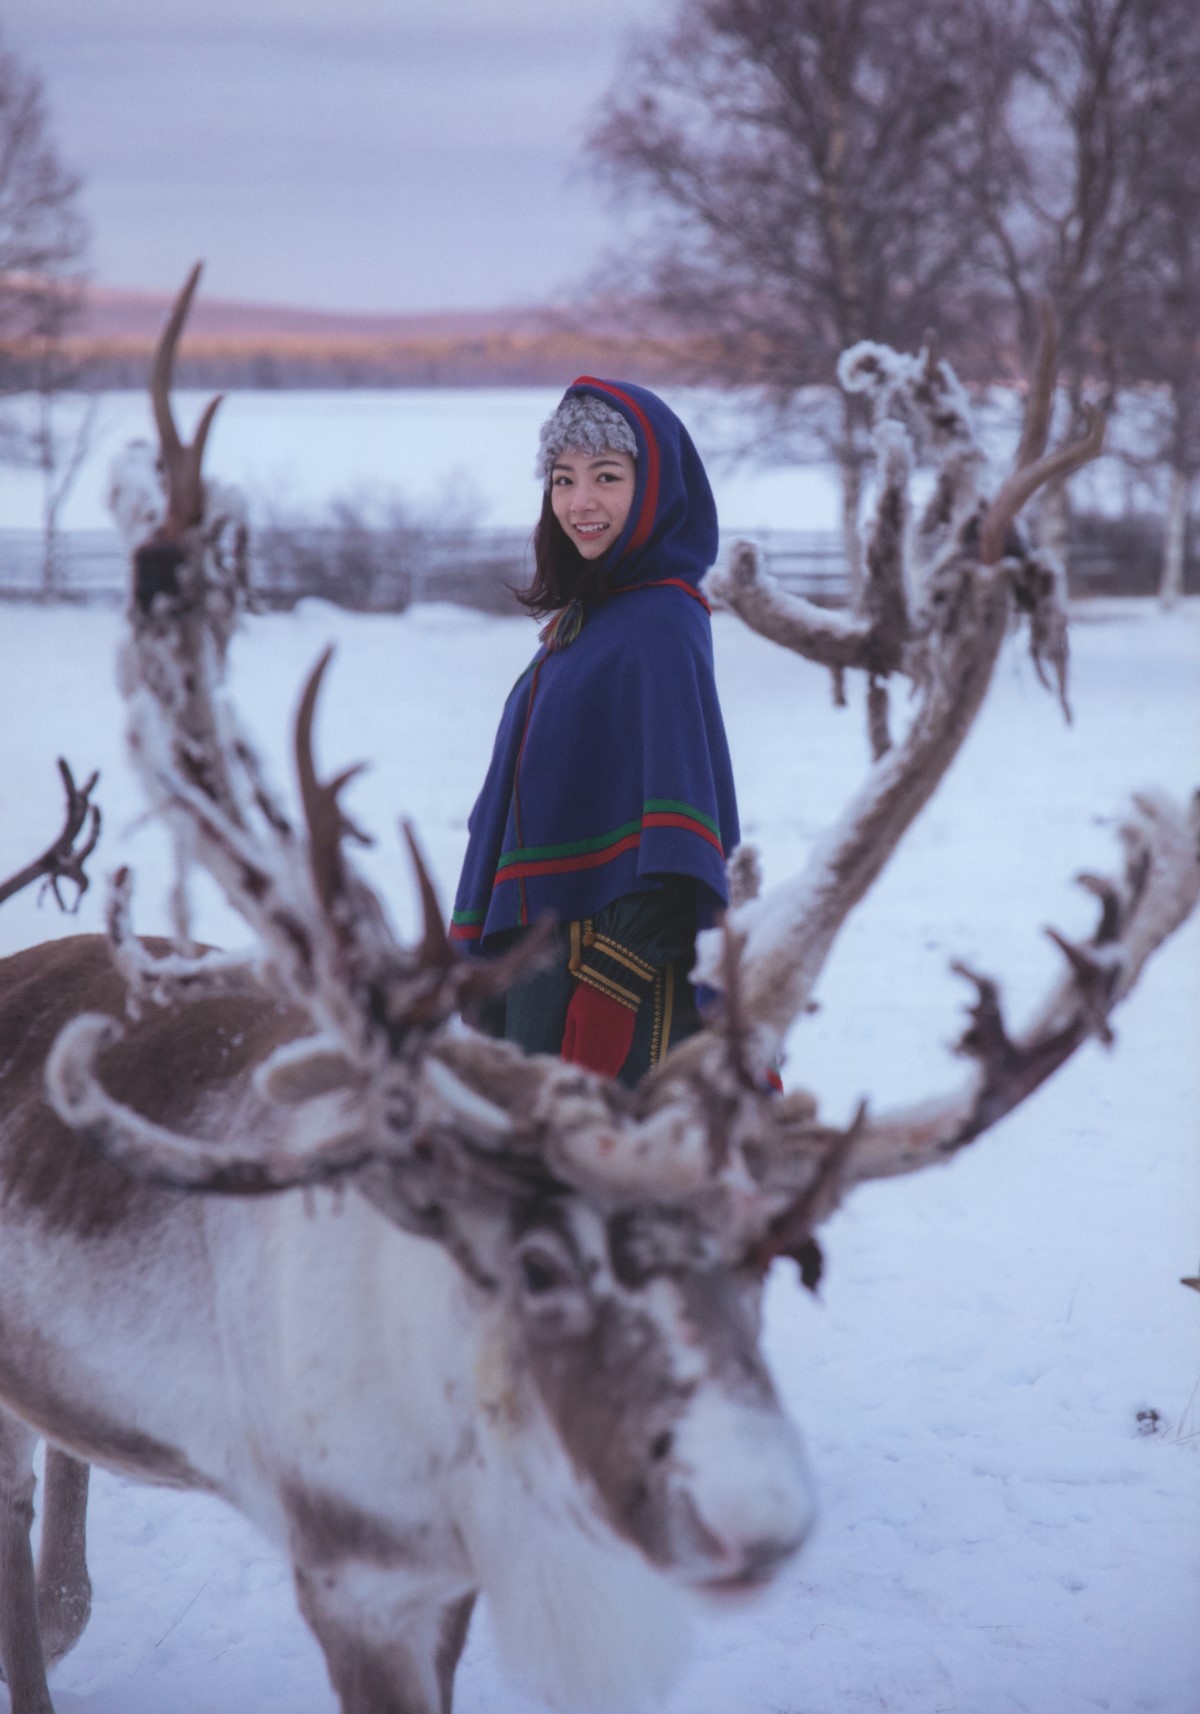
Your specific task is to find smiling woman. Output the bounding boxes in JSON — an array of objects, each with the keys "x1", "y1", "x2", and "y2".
[{"x1": 451, "y1": 378, "x2": 739, "y2": 1084}]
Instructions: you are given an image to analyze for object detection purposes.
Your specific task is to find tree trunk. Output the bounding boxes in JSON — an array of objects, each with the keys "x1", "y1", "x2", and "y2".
[
  {"x1": 38, "y1": 393, "x2": 61, "y2": 602},
  {"x1": 36, "y1": 392, "x2": 97, "y2": 602},
  {"x1": 1159, "y1": 464, "x2": 1190, "y2": 610},
  {"x1": 40, "y1": 510, "x2": 62, "y2": 601},
  {"x1": 837, "y1": 392, "x2": 867, "y2": 606},
  {"x1": 839, "y1": 454, "x2": 864, "y2": 606}
]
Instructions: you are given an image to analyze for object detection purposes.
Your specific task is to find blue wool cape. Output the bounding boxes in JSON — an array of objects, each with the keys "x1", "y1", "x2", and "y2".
[{"x1": 451, "y1": 377, "x2": 739, "y2": 953}]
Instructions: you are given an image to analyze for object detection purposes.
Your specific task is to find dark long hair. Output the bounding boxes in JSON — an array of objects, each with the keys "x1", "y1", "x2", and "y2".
[{"x1": 516, "y1": 490, "x2": 611, "y2": 617}]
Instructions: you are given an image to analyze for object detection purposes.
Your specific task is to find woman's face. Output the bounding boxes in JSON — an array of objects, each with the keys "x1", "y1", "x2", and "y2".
[{"x1": 549, "y1": 449, "x2": 637, "y2": 560}]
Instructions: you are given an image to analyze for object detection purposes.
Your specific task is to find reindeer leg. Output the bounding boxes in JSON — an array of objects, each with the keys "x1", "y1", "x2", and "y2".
[
  {"x1": 0, "y1": 1412, "x2": 54, "y2": 1714},
  {"x1": 35, "y1": 1451, "x2": 90, "y2": 1664},
  {"x1": 294, "y1": 1567, "x2": 475, "y2": 1714},
  {"x1": 434, "y1": 1593, "x2": 475, "y2": 1714}
]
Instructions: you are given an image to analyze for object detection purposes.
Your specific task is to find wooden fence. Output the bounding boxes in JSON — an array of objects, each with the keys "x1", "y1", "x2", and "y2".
[
  {"x1": 0, "y1": 527, "x2": 854, "y2": 609},
  {"x1": 0, "y1": 518, "x2": 1190, "y2": 608}
]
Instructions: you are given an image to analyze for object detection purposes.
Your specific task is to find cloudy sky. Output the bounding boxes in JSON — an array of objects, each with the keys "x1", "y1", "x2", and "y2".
[{"x1": 3, "y1": 0, "x2": 671, "y2": 314}]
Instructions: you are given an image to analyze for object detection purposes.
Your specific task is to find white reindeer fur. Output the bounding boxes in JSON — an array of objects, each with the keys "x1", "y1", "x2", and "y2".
[
  {"x1": 260, "y1": 1190, "x2": 695, "y2": 1711},
  {"x1": 459, "y1": 1386, "x2": 693, "y2": 1713},
  {"x1": 2, "y1": 1150, "x2": 691, "y2": 1711},
  {"x1": 106, "y1": 441, "x2": 166, "y2": 549}
]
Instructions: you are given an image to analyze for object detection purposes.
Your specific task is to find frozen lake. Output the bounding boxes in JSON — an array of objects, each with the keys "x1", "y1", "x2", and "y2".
[
  {"x1": 0, "y1": 387, "x2": 844, "y2": 538},
  {"x1": 0, "y1": 593, "x2": 1197, "y2": 1714},
  {"x1": 0, "y1": 382, "x2": 1134, "y2": 545}
]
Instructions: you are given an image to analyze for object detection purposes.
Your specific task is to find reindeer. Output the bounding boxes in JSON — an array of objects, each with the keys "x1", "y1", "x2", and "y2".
[{"x1": 0, "y1": 270, "x2": 1196, "y2": 1714}]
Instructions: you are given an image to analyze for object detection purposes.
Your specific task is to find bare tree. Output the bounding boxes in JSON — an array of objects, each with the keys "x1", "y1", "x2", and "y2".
[
  {"x1": 28, "y1": 376, "x2": 100, "y2": 597},
  {"x1": 1100, "y1": 0, "x2": 1200, "y2": 606},
  {"x1": 587, "y1": 0, "x2": 1200, "y2": 596},
  {"x1": 585, "y1": 0, "x2": 1006, "y2": 595},
  {"x1": 0, "y1": 35, "x2": 86, "y2": 393},
  {"x1": 964, "y1": 0, "x2": 1190, "y2": 562},
  {"x1": 970, "y1": 1, "x2": 1154, "y2": 362},
  {"x1": 1144, "y1": 227, "x2": 1200, "y2": 609},
  {"x1": 0, "y1": 32, "x2": 89, "y2": 588}
]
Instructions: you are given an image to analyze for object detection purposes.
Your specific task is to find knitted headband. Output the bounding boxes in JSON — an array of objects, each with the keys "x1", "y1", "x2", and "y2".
[{"x1": 535, "y1": 393, "x2": 638, "y2": 485}]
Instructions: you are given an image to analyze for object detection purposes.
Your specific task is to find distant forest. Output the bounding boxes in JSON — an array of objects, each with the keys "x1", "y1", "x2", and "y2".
[
  {"x1": 60, "y1": 287, "x2": 1031, "y2": 392},
  {"x1": 55, "y1": 288, "x2": 693, "y2": 389},
  {"x1": 66, "y1": 330, "x2": 692, "y2": 390}
]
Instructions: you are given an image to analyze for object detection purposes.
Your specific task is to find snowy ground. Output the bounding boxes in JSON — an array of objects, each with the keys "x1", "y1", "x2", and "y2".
[{"x1": 0, "y1": 594, "x2": 1197, "y2": 1714}]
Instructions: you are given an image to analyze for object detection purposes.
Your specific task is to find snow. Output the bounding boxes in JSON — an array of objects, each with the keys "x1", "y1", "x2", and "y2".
[{"x1": 0, "y1": 594, "x2": 1197, "y2": 1714}]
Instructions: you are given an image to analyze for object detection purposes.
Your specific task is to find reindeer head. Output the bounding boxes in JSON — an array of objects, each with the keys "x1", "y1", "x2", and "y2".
[{"x1": 452, "y1": 1184, "x2": 811, "y2": 1584}]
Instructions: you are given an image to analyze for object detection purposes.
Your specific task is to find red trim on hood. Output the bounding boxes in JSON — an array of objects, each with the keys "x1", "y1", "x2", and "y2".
[{"x1": 571, "y1": 377, "x2": 660, "y2": 554}]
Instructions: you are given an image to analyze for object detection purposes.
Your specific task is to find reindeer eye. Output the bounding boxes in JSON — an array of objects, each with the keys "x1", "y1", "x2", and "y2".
[
  {"x1": 511, "y1": 1232, "x2": 594, "y2": 1337},
  {"x1": 520, "y1": 1251, "x2": 568, "y2": 1295},
  {"x1": 513, "y1": 1231, "x2": 581, "y2": 1295}
]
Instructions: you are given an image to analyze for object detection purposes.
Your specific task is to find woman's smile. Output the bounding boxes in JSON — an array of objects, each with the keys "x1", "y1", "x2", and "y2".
[{"x1": 550, "y1": 450, "x2": 637, "y2": 560}]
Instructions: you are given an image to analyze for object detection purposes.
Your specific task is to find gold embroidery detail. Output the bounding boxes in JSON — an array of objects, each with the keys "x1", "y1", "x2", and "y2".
[
  {"x1": 575, "y1": 966, "x2": 642, "y2": 1011},
  {"x1": 591, "y1": 934, "x2": 655, "y2": 982},
  {"x1": 650, "y1": 971, "x2": 665, "y2": 1065},
  {"x1": 661, "y1": 962, "x2": 675, "y2": 1058}
]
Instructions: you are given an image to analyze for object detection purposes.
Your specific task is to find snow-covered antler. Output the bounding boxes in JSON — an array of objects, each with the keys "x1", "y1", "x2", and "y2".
[
  {"x1": 749, "y1": 791, "x2": 1200, "y2": 1242},
  {"x1": 705, "y1": 309, "x2": 1105, "y2": 1046},
  {"x1": 48, "y1": 266, "x2": 603, "y2": 1224}
]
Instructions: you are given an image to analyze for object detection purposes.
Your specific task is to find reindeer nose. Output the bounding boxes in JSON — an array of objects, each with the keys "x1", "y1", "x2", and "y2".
[
  {"x1": 714, "y1": 1533, "x2": 803, "y2": 1591},
  {"x1": 673, "y1": 1397, "x2": 815, "y2": 1585}
]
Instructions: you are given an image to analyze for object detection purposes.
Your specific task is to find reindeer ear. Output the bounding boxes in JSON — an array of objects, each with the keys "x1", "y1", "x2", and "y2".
[{"x1": 256, "y1": 1038, "x2": 359, "y2": 1105}]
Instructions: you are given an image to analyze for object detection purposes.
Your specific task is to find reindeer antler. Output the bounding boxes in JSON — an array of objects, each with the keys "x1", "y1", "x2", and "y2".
[
  {"x1": 293, "y1": 647, "x2": 372, "y2": 917},
  {"x1": 829, "y1": 790, "x2": 1200, "y2": 1196},
  {"x1": 977, "y1": 300, "x2": 1105, "y2": 565},
  {"x1": 980, "y1": 413, "x2": 1106, "y2": 566},
  {"x1": 704, "y1": 307, "x2": 1108, "y2": 1046},
  {"x1": 151, "y1": 262, "x2": 223, "y2": 537},
  {"x1": 0, "y1": 759, "x2": 101, "y2": 912}
]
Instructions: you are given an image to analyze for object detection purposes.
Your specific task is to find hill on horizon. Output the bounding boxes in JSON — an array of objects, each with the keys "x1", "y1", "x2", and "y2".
[
  {"x1": 77, "y1": 284, "x2": 554, "y2": 343},
  {"x1": 67, "y1": 285, "x2": 674, "y2": 390}
]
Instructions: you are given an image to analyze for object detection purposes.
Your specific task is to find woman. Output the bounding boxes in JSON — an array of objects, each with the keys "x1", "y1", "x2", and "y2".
[{"x1": 451, "y1": 377, "x2": 738, "y2": 1086}]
